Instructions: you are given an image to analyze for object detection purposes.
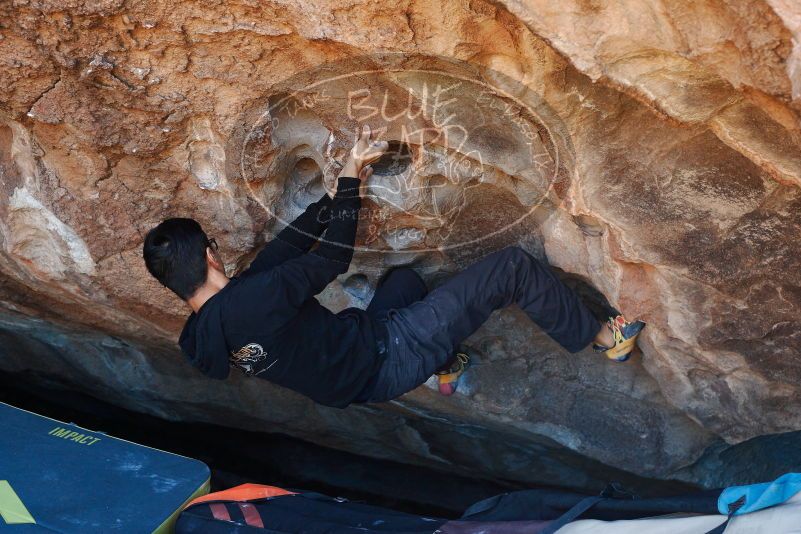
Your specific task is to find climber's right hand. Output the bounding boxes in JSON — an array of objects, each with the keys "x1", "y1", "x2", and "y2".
[
  {"x1": 350, "y1": 124, "x2": 388, "y2": 168},
  {"x1": 339, "y1": 124, "x2": 388, "y2": 180}
]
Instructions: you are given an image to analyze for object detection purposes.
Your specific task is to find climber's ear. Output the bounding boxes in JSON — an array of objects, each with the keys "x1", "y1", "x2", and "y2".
[{"x1": 205, "y1": 238, "x2": 224, "y2": 273}]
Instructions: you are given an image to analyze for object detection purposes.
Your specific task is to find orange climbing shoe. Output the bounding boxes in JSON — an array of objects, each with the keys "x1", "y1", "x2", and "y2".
[
  {"x1": 436, "y1": 351, "x2": 471, "y2": 396},
  {"x1": 593, "y1": 315, "x2": 646, "y2": 362}
]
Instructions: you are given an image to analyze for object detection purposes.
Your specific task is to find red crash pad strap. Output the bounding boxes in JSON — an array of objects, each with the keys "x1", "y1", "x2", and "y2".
[
  {"x1": 209, "y1": 503, "x2": 231, "y2": 521},
  {"x1": 239, "y1": 502, "x2": 265, "y2": 527},
  {"x1": 187, "y1": 483, "x2": 295, "y2": 508}
]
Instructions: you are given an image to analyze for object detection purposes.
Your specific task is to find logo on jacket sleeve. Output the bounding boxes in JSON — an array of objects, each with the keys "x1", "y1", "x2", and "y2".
[{"x1": 230, "y1": 343, "x2": 277, "y2": 376}]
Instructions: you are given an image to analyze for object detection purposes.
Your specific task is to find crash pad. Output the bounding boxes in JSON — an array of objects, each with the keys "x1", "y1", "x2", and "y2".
[{"x1": 0, "y1": 402, "x2": 209, "y2": 532}]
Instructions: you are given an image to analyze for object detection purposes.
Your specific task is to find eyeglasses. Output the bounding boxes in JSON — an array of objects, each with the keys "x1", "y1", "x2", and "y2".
[{"x1": 207, "y1": 237, "x2": 218, "y2": 251}]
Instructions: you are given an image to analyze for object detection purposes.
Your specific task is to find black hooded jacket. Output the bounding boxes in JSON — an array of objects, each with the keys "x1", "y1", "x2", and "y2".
[{"x1": 178, "y1": 177, "x2": 383, "y2": 408}]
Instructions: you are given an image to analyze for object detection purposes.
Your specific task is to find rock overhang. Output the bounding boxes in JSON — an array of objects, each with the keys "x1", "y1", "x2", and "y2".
[{"x1": 0, "y1": 0, "x2": 800, "y2": 492}]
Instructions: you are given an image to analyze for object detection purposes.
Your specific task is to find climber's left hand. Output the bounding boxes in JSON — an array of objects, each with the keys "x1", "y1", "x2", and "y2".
[{"x1": 357, "y1": 165, "x2": 373, "y2": 198}]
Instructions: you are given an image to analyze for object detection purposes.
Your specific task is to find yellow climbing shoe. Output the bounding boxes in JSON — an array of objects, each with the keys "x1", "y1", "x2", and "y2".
[{"x1": 593, "y1": 315, "x2": 646, "y2": 362}]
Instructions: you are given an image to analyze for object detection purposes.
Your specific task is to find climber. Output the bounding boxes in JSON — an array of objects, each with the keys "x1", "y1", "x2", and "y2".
[{"x1": 142, "y1": 125, "x2": 645, "y2": 407}]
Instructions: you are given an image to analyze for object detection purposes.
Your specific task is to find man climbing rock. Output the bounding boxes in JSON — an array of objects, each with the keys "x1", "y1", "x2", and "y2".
[{"x1": 143, "y1": 125, "x2": 644, "y2": 407}]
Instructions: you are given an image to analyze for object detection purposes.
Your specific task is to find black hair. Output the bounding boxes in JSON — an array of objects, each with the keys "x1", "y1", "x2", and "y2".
[{"x1": 143, "y1": 218, "x2": 210, "y2": 300}]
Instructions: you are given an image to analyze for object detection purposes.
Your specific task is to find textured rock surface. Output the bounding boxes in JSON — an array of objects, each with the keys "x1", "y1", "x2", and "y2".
[{"x1": 1, "y1": 0, "x2": 800, "y2": 492}]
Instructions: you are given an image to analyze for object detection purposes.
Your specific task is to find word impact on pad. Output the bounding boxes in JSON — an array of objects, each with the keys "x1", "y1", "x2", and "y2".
[{"x1": 48, "y1": 426, "x2": 101, "y2": 446}]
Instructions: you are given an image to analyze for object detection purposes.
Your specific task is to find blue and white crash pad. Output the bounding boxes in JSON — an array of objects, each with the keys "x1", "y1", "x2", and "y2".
[{"x1": 0, "y1": 402, "x2": 210, "y2": 532}]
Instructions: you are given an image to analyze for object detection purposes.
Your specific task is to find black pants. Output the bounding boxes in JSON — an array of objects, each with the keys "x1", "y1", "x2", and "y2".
[{"x1": 363, "y1": 246, "x2": 602, "y2": 403}]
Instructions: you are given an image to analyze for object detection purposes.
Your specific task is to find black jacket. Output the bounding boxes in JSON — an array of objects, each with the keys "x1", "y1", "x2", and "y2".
[{"x1": 179, "y1": 177, "x2": 384, "y2": 408}]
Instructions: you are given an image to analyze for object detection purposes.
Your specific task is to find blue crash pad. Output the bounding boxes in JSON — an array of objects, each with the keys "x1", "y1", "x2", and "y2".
[
  {"x1": 719, "y1": 472, "x2": 801, "y2": 515},
  {"x1": 0, "y1": 402, "x2": 209, "y2": 532}
]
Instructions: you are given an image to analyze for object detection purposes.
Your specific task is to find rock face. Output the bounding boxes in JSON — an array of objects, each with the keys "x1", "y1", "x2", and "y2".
[{"x1": 1, "y1": 0, "x2": 800, "y2": 492}]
